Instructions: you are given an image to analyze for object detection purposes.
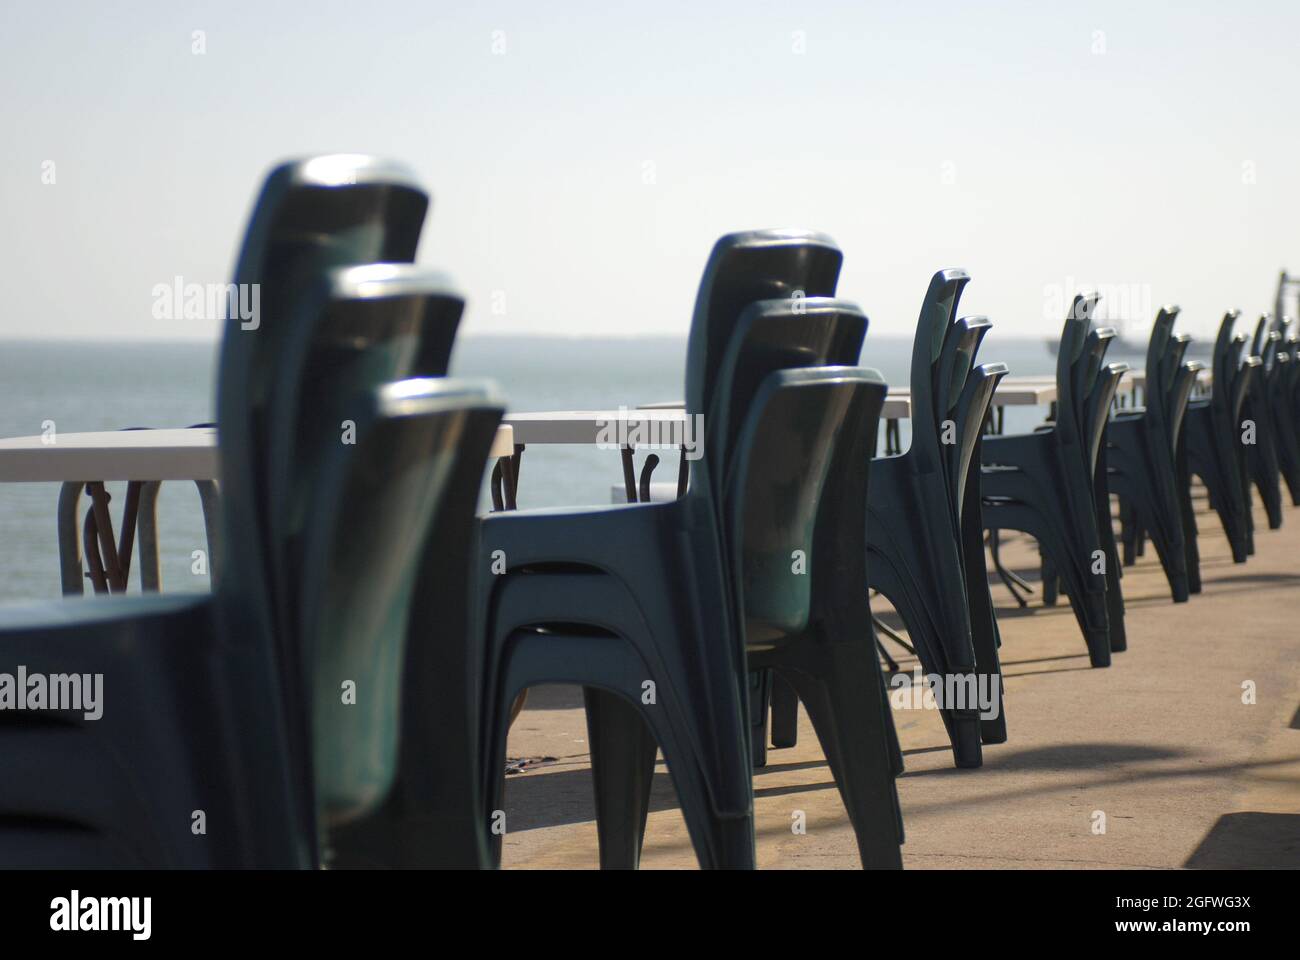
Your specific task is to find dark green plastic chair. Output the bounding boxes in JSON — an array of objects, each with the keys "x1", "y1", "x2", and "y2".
[
  {"x1": 253, "y1": 261, "x2": 502, "y2": 868},
  {"x1": 1183, "y1": 312, "x2": 1260, "y2": 563},
  {"x1": 265, "y1": 262, "x2": 465, "y2": 687},
  {"x1": 1244, "y1": 316, "x2": 1292, "y2": 519},
  {"x1": 1086, "y1": 359, "x2": 1130, "y2": 647},
  {"x1": 950, "y1": 359, "x2": 1009, "y2": 739},
  {"x1": 982, "y1": 295, "x2": 1119, "y2": 666},
  {"x1": 1281, "y1": 333, "x2": 1300, "y2": 476},
  {"x1": 0, "y1": 593, "x2": 255, "y2": 866},
  {"x1": 866, "y1": 270, "x2": 1005, "y2": 766},
  {"x1": 333, "y1": 385, "x2": 506, "y2": 869},
  {"x1": 1114, "y1": 325, "x2": 1203, "y2": 594},
  {"x1": 474, "y1": 230, "x2": 898, "y2": 868},
  {"x1": 298, "y1": 378, "x2": 505, "y2": 863},
  {"x1": 0, "y1": 156, "x2": 432, "y2": 866},
  {"x1": 1272, "y1": 321, "x2": 1300, "y2": 504},
  {"x1": 705, "y1": 297, "x2": 867, "y2": 767},
  {"x1": 704, "y1": 297, "x2": 903, "y2": 852},
  {"x1": 732, "y1": 367, "x2": 903, "y2": 868},
  {"x1": 1106, "y1": 307, "x2": 1195, "y2": 601},
  {"x1": 216, "y1": 156, "x2": 430, "y2": 852}
]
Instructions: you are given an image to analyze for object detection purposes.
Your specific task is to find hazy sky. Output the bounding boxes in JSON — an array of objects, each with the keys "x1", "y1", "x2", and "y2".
[{"x1": 3, "y1": 1, "x2": 1298, "y2": 342}]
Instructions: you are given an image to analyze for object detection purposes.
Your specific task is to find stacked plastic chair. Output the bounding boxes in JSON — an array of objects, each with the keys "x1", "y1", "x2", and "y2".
[
  {"x1": 716, "y1": 298, "x2": 903, "y2": 861},
  {"x1": 864, "y1": 269, "x2": 1008, "y2": 767},
  {"x1": 1240, "y1": 316, "x2": 1286, "y2": 531},
  {"x1": 1182, "y1": 312, "x2": 1260, "y2": 564},
  {"x1": 981, "y1": 295, "x2": 1124, "y2": 667},
  {"x1": 473, "y1": 230, "x2": 904, "y2": 868},
  {"x1": 737, "y1": 303, "x2": 872, "y2": 769},
  {"x1": 1276, "y1": 320, "x2": 1300, "y2": 503},
  {"x1": 0, "y1": 156, "x2": 502, "y2": 867},
  {"x1": 256, "y1": 260, "x2": 501, "y2": 868},
  {"x1": 1106, "y1": 307, "x2": 1198, "y2": 603},
  {"x1": 1265, "y1": 317, "x2": 1300, "y2": 506}
]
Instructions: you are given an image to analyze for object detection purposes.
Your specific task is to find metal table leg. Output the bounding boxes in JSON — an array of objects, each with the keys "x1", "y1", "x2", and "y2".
[
  {"x1": 195, "y1": 480, "x2": 221, "y2": 589},
  {"x1": 619, "y1": 446, "x2": 637, "y2": 503},
  {"x1": 57, "y1": 481, "x2": 85, "y2": 595},
  {"x1": 137, "y1": 481, "x2": 162, "y2": 591}
]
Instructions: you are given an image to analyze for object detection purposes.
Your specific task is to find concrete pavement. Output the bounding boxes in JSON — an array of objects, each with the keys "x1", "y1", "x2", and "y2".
[{"x1": 499, "y1": 492, "x2": 1300, "y2": 869}]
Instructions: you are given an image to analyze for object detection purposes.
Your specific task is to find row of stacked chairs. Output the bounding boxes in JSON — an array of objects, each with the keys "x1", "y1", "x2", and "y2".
[{"x1": 1, "y1": 154, "x2": 1293, "y2": 869}]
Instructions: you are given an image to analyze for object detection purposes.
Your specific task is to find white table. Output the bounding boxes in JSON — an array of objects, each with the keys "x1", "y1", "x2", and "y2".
[
  {"x1": 503, "y1": 377, "x2": 1074, "y2": 495},
  {"x1": 0, "y1": 425, "x2": 516, "y2": 596},
  {"x1": 632, "y1": 396, "x2": 913, "y2": 419},
  {"x1": 629, "y1": 377, "x2": 1059, "y2": 416}
]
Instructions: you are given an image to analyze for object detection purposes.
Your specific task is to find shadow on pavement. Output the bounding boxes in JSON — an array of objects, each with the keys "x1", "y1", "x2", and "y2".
[{"x1": 1184, "y1": 812, "x2": 1300, "y2": 869}]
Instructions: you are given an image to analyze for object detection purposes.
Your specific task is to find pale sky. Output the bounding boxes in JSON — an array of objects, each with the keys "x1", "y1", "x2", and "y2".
[{"x1": 2, "y1": 0, "x2": 1297, "y2": 341}]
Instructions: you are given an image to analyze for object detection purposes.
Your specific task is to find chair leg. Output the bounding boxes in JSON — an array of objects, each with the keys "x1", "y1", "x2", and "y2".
[
  {"x1": 770, "y1": 672, "x2": 799, "y2": 748},
  {"x1": 748, "y1": 670, "x2": 771, "y2": 768},
  {"x1": 490, "y1": 628, "x2": 755, "y2": 870},
  {"x1": 773, "y1": 645, "x2": 903, "y2": 868},
  {"x1": 1040, "y1": 548, "x2": 1058, "y2": 606},
  {"x1": 877, "y1": 665, "x2": 905, "y2": 777},
  {"x1": 962, "y1": 499, "x2": 1006, "y2": 744},
  {"x1": 943, "y1": 709, "x2": 985, "y2": 769},
  {"x1": 484, "y1": 700, "x2": 512, "y2": 869},
  {"x1": 584, "y1": 687, "x2": 657, "y2": 869},
  {"x1": 635, "y1": 706, "x2": 754, "y2": 869},
  {"x1": 1119, "y1": 499, "x2": 1138, "y2": 566},
  {"x1": 1096, "y1": 497, "x2": 1127, "y2": 653},
  {"x1": 1176, "y1": 460, "x2": 1202, "y2": 595}
]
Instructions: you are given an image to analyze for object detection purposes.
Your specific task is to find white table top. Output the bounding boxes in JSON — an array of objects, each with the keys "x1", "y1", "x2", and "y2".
[
  {"x1": 0, "y1": 425, "x2": 516, "y2": 483},
  {"x1": 506, "y1": 403, "x2": 918, "y2": 446},
  {"x1": 1127, "y1": 368, "x2": 1212, "y2": 389},
  {"x1": 505, "y1": 409, "x2": 702, "y2": 446},
  {"x1": 633, "y1": 396, "x2": 913, "y2": 418},
  {"x1": 623, "y1": 375, "x2": 1056, "y2": 424}
]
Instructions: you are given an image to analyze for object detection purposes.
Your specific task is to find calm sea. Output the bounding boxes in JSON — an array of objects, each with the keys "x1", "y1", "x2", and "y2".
[{"x1": 0, "y1": 334, "x2": 1058, "y2": 605}]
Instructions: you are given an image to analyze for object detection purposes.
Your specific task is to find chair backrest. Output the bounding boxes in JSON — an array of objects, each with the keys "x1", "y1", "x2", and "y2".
[
  {"x1": 937, "y1": 315, "x2": 992, "y2": 422},
  {"x1": 1054, "y1": 293, "x2": 1102, "y2": 451},
  {"x1": 211, "y1": 156, "x2": 429, "y2": 863},
  {"x1": 726, "y1": 367, "x2": 887, "y2": 645},
  {"x1": 808, "y1": 370, "x2": 888, "y2": 641},
  {"x1": 264, "y1": 266, "x2": 467, "y2": 778},
  {"x1": 1074, "y1": 325, "x2": 1116, "y2": 412},
  {"x1": 1143, "y1": 306, "x2": 1180, "y2": 401},
  {"x1": 297, "y1": 378, "x2": 503, "y2": 840},
  {"x1": 684, "y1": 230, "x2": 842, "y2": 421},
  {"x1": 710, "y1": 297, "x2": 866, "y2": 494},
  {"x1": 949, "y1": 362, "x2": 1007, "y2": 520},
  {"x1": 268, "y1": 263, "x2": 465, "y2": 574},
  {"x1": 1259, "y1": 327, "x2": 1281, "y2": 376},
  {"x1": 216, "y1": 157, "x2": 428, "y2": 648},
  {"x1": 1211, "y1": 310, "x2": 1249, "y2": 421},
  {"x1": 1157, "y1": 332, "x2": 1191, "y2": 423},
  {"x1": 1167, "y1": 361, "x2": 1203, "y2": 451},
  {"x1": 908, "y1": 269, "x2": 970, "y2": 472},
  {"x1": 1252, "y1": 314, "x2": 1274, "y2": 365},
  {"x1": 1087, "y1": 361, "x2": 1129, "y2": 472}
]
